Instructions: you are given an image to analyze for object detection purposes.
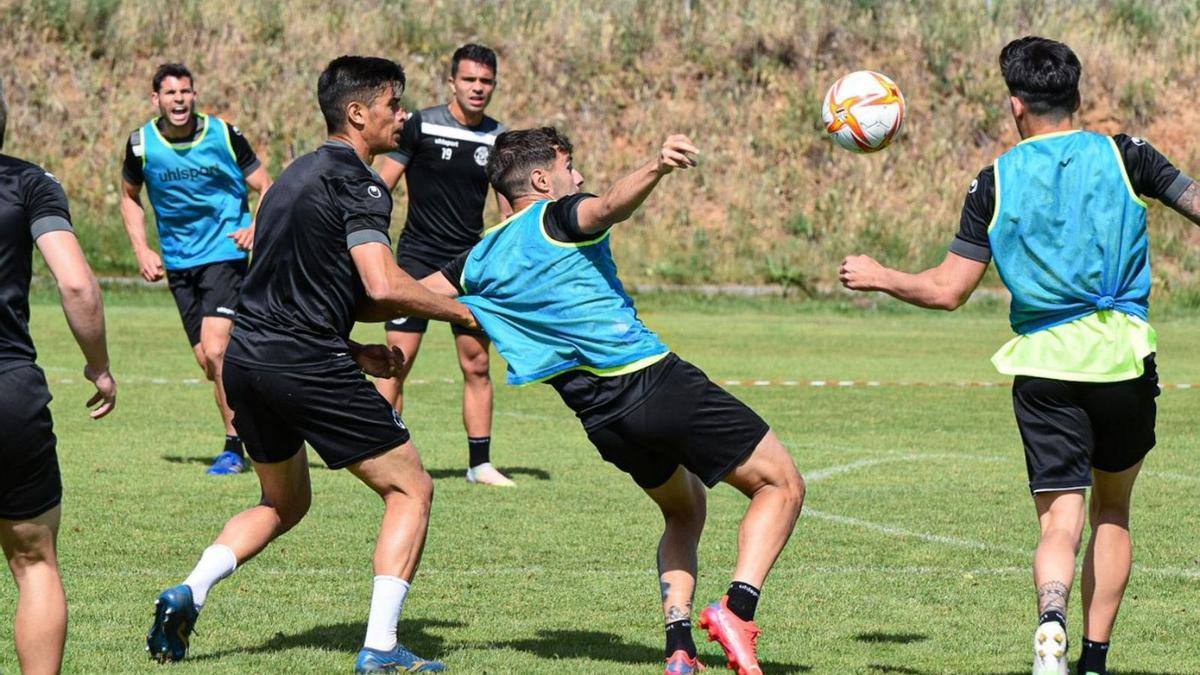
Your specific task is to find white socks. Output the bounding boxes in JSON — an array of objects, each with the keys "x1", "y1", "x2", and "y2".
[
  {"x1": 182, "y1": 544, "x2": 238, "y2": 609},
  {"x1": 363, "y1": 575, "x2": 411, "y2": 652}
]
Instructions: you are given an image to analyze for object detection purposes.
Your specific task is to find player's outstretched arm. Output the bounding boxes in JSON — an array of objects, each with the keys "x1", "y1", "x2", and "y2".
[
  {"x1": 840, "y1": 251, "x2": 987, "y2": 311},
  {"x1": 37, "y1": 231, "x2": 116, "y2": 418},
  {"x1": 575, "y1": 134, "x2": 699, "y2": 235},
  {"x1": 118, "y1": 178, "x2": 164, "y2": 282},
  {"x1": 351, "y1": 241, "x2": 478, "y2": 328},
  {"x1": 376, "y1": 155, "x2": 407, "y2": 192}
]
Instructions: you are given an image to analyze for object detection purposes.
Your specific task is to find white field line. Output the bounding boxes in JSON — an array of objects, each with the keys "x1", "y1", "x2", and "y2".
[{"x1": 801, "y1": 453, "x2": 1200, "y2": 578}]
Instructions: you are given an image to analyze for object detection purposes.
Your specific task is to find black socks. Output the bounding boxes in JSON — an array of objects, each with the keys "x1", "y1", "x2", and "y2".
[
  {"x1": 1039, "y1": 609, "x2": 1067, "y2": 630},
  {"x1": 1078, "y1": 637, "x2": 1109, "y2": 674},
  {"x1": 224, "y1": 435, "x2": 244, "y2": 458},
  {"x1": 726, "y1": 581, "x2": 761, "y2": 621},
  {"x1": 467, "y1": 437, "x2": 491, "y2": 468},
  {"x1": 665, "y1": 619, "x2": 696, "y2": 658}
]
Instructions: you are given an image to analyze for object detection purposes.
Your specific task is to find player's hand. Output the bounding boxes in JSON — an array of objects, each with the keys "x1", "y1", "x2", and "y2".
[
  {"x1": 83, "y1": 364, "x2": 116, "y2": 419},
  {"x1": 135, "y1": 248, "x2": 165, "y2": 282},
  {"x1": 839, "y1": 254, "x2": 887, "y2": 291},
  {"x1": 458, "y1": 307, "x2": 480, "y2": 332},
  {"x1": 228, "y1": 225, "x2": 255, "y2": 251},
  {"x1": 351, "y1": 343, "x2": 406, "y2": 379},
  {"x1": 655, "y1": 134, "x2": 699, "y2": 175}
]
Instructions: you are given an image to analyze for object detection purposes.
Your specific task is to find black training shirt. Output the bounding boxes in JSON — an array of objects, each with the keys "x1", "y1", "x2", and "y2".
[
  {"x1": 950, "y1": 134, "x2": 1193, "y2": 263},
  {"x1": 225, "y1": 141, "x2": 392, "y2": 371},
  {"x1": 441, "y1": 193, "x2": 660, "y2": 427},
  {"x1": 122, "y1": 114, "x2": 260, "y2": 185},
  {"x1": 388, "y1": 105, "x2": 505, "y2": 264},
  {"x1": 0, "y1": 154, "x2": 75, "y2": 372}
]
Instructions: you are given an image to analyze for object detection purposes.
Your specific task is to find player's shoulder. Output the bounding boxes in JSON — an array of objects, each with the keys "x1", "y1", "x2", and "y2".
[
  {"x1": 481, "y1": 115, "x2": 505, "y2": 134},
  {"x1": 0, "y1": 154, "x2": 60, "y2": 185}
]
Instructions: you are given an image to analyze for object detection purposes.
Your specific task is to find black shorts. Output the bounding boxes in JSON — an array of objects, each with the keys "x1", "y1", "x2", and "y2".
[
  {"x1": 167, "y1": 259, "x2": 247, "y2": 346},
  {"x1": 222, "y1": 359, "x2": 411, "y2": 469},
  {"x1": 1012, "y1": 355, "x2": 1159, "y2": 494},
  {"x1": 384, "y1": 255, "x2": 485, "y2": 338},
  {"x1": 0, "y1": 364, "x2": 62, "y2": 520},
  {"x1": 584, "y1": 356, "x2": 770, "y2": 490}
]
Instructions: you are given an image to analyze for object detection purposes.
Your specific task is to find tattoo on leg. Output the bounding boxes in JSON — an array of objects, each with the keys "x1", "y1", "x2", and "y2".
[
  {"x1": 1037, "y1": 581, "x2": 1070, "y2": 614},
  {"x1": 666, "y1": 604, "x2": 692, "y2": 623}
]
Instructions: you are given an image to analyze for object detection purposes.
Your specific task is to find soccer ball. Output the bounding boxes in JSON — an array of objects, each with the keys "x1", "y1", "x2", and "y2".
[{"x1": 822, "y1": 71, "x2": 906, "y2": 153}]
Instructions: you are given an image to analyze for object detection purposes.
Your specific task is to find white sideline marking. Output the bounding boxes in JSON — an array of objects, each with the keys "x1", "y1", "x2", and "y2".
[{"x1": 803, "y1": 453, "x2": 1200, "y2": 577}]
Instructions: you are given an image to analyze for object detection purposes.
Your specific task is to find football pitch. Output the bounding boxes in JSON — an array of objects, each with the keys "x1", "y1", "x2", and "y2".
[{"x1": 4, "y1": 292, "x2": 1199, "y2": 674}]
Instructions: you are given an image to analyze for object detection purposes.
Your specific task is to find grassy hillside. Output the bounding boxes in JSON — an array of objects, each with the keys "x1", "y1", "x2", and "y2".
[{"x1": 4, "y1": 0, "x2": 1200, "y2": 302}]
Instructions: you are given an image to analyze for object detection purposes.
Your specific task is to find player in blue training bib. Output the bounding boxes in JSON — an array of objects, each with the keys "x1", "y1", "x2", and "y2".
[
  {"x1": 423, "y1": 127, "x2": 805, "y2": 674},
  {"x1": 840, "y1": 36, "x2": 1200, "y2": 675},
  {"x1": 119, "y1": 63, "x2": 272, "y2": 475}
]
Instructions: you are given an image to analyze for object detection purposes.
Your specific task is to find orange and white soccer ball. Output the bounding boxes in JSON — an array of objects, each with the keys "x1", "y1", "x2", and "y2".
[{"x1": 822, "y1": 71, "x2": 906, "y2": 153}]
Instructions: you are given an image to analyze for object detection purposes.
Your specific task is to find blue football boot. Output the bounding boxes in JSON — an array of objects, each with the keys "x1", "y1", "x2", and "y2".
[
  {"x1": 146, "y1": 584, "x2": 199, "y2": 663},
  {"x1": 206, "y1": 451, "x2": 245, "y2": 475},
  {"x1": 354, "y1": 643, "x2": 446, "y2": 672}
]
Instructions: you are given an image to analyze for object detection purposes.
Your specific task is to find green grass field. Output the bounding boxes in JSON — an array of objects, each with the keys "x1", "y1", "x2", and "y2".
[{"x1": 3, "y1": 291, "x2": 1199, "y2": 674}]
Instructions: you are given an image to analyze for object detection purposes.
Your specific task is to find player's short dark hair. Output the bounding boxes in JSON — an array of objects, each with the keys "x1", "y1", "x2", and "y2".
[
  {"x1": 0, "y1": 77, "x2": 7, "y2": 151},
  {"x1": 999, "y1": 36, "x2": 1081, "y2": 118},
  {"x1": 152, "y1": 63, "x2": 194, "y2": 92},
  {"x1": 451, "y1": 43, "x2": 497, "y2": 77},
  {"x1": 317, "y1": 55, "x2": 406, "y2": 134},
  {"x1": 487, "y1": 127, "x2": 574, "y2": 202}
]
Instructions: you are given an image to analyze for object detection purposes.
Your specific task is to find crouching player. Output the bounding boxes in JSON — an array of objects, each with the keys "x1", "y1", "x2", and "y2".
[{"x1": 421, "y1": 127, "x2": 805, "y2": 675}]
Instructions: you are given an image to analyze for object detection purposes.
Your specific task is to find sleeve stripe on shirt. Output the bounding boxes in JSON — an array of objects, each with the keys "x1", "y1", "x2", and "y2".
[
  {"x1": 1164, "y1": 172, "x2": 1194, "y2": 206},
  {"x1": 949, "y1": 238, "x2": 991, "y2": 264},
  {"x1": 30, "y1": 215, "x2": 74, "y2": 240},
  {"x1": 346, "y1": 229, "x2": 390, "y2": 250}
]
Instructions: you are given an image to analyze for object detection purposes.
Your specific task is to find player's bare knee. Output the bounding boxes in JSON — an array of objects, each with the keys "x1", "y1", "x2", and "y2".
[
  {"x1": 1089, "y1": 501, "x2": 1131, "y2": 529},
  {"x1": 460, "y1": 353, "x2": 490, "y2": 382}
]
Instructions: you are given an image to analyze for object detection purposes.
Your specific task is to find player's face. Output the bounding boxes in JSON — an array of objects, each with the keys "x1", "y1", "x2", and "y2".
[
  {"x1": 548, "y1": 150, "x2": 585, "y2": 198},
  {"x1": 152, "y1": 76, "x2": 196, "y2": 129},
  {"x1": 363, "y1": 84, "x2": 408, "y2": 154},
  {"x1": 449, "y1": 60, "x2": 496, "y2": 115}
]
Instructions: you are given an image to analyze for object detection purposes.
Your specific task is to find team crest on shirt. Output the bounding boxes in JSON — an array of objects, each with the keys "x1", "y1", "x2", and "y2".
[
  {"x1": 474, "y1": 146, "x2": 489, "y2": 166},
  {"x1": 367, "y1": 185, "x2": 383, "y2": 199}
]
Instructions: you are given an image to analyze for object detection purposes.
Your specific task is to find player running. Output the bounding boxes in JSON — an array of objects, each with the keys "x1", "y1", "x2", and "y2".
[
  {"x1": 839, "y1": 36, "x2": 1200, "y2": 675},
  {"x1": 374, "y1": 44, "x2": 514, "y2": 486},
  {"x1": 0, "y1": 78, "x2": 117, "y2": 675},
  {"x1": 421, "y1": 127, "x2": 805, "y2": 675},
  {"x1": 145, "y1": 56, "x2": 476, "y2": 673},
  {"x1": 120, "y1": 63, "x2": 272, "y2": 475}
]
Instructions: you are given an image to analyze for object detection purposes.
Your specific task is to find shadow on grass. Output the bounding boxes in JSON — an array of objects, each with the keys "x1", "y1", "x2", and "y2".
[
  {"x1": 427, "y1": 466, "x2": 552, "y2": 481},
  {"x1": 856, "y1": 632, "x2": 928, "y2": 644},
  {"x1": 189, "y1": 618, "x2": 464, "y2": 662},
  {"x1": 161, "y1": 455, "x2": 324, "y2": 469},
  {"x1": 867, "y1": 666, "x2": 934, "y2": 674},
  {"x1": 494, "y1": 629, "x2": 809, "y2": 672}
]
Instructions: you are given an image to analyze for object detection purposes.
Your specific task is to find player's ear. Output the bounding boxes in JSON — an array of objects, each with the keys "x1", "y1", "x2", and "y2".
[
  {"x1": 1009, "y1": 95, "x2": 1024, "y2": 120},
  {"x1": 346, "y1": 100, "x2": 366, "y2": 129},
  {"x1": 530, "y1": 167, "x2": 549, "y2": 194}
]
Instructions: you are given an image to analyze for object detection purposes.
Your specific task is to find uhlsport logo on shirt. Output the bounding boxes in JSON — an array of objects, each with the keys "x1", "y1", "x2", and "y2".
[{"x1": 158, "y1": 165, "x2": 223, "y2": 182}]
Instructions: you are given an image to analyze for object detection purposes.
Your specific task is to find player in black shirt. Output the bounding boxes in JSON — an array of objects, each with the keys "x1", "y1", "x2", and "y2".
[
  {"x1": 120, "y1": 63, "x2": 273, "y2": 475},
  {"x1": 374, "y1": 44, "x2": 514, "y2": 486},
  {"x1": 0, "y1": 79, "x2": 116, "y2": 675},
  {"x1": 146, "y1": 57, "x2": 475, "y2": 673}
]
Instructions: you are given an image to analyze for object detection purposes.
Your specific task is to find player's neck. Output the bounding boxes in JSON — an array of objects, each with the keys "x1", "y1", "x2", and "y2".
[
  {"x1": 1017, "y1": 114, "x2": 1074, "y2": 140},
  {"x1": 158, "y1": 114, "x2": 198, "y2": 141},
  {"x1": 327, "y1": 132, "x2": 373, "y2": 164},
  {"x1": 448, "y1": 99, "x2": 484, "y2": 127}
]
